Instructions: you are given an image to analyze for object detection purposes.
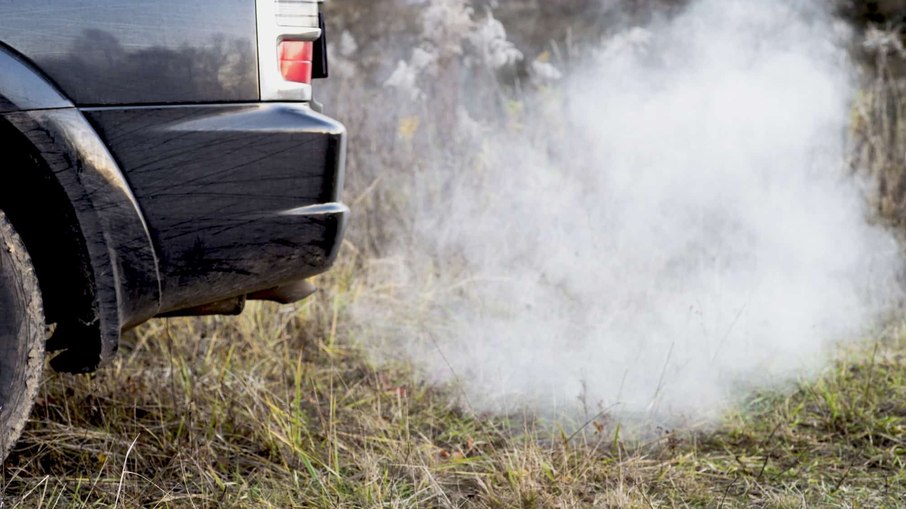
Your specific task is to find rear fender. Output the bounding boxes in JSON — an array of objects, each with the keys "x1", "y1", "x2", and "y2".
[
  {"x1": 0, "y1": 45, "x2": 161, "y2": 372},
  {"x1": 0, "y1": 44, "x2": 70, "y2": 113}
]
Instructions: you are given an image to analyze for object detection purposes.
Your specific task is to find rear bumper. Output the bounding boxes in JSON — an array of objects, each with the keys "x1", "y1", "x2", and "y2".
[{"x1": 82, "y1": 103, "x2": 347, "y2": 317}]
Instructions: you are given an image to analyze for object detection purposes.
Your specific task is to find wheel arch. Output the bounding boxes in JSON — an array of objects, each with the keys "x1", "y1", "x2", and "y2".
[
  {"x1": 0, "y1": 119, "x2": 99, "y2": 372},
  {"x1": 0, "y1": 44, "x2": 162, "y2": 372}
]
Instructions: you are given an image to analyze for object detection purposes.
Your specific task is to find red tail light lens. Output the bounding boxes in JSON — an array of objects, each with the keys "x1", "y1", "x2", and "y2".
[{"x1": 279, "y1": 40, "x2": 314, "y2": 84}]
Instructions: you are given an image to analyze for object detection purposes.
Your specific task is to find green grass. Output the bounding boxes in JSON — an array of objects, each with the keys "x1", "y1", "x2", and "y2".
[{"x1": 1, "y1": 253, "x2": 905, "y2": 508}]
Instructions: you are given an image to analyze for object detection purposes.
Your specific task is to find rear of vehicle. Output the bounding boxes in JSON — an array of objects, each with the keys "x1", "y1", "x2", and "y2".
[{"x1": 0, "y1": 0, "x2": 347, "y2": 458}]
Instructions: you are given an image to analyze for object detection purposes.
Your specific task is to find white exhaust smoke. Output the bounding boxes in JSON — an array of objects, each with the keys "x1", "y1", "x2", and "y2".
[{"x1": 344, "y1": 0, "x2": 902, "y2": 424}]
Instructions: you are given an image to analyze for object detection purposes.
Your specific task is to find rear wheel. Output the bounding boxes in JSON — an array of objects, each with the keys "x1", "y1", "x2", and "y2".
[{"x1": 0, "y1": 209, "x2": 44, "y2": 460}]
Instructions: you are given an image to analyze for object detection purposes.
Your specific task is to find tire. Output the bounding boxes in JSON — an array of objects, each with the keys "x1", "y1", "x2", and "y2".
[{"x1": 0, "y1": 209, "x2": 44, "y2": 461}]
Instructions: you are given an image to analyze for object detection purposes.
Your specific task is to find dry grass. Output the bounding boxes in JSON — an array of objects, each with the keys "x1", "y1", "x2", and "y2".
[
  {"x1": 852, "y1": 25, "x2": 906, "y2": 228},
  {"x1": 2, "y1": 249, "x2": 905, "y2": 507}
]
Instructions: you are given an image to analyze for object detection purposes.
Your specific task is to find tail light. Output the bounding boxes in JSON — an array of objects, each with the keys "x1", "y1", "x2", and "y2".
[
  {"x1": 257, "y1": 0, "x2": 326, "y2": 101},
  {"x1": 279, "y1": 40, "x2": 313, "y2": 84}
]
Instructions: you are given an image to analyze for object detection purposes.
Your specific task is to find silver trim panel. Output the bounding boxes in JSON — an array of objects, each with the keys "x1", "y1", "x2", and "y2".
[{"x1": 256, "y1": 0, "x2": 322, "y2": 101}]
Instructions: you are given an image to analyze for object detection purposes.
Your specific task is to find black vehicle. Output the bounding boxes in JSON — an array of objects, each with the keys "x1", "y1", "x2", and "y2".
[{"x1": 0, "y1": 0, "x2": 346, "y2": 458}]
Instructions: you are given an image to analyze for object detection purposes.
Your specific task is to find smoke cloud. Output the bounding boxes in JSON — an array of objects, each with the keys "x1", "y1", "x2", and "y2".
[{"x1": 342, "y1": 0, "x2": 902, "y2": 425}]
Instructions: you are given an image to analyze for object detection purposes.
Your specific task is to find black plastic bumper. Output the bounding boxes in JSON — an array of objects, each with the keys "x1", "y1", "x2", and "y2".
[{"x1": 83, "y1": 103, "x2": 348, "y2": 316}]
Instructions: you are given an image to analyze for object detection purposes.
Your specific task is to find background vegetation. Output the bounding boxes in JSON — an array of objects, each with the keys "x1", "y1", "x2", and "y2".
[{"x1": 5, "y1": 1, "x2": 906, "y2": 507}]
